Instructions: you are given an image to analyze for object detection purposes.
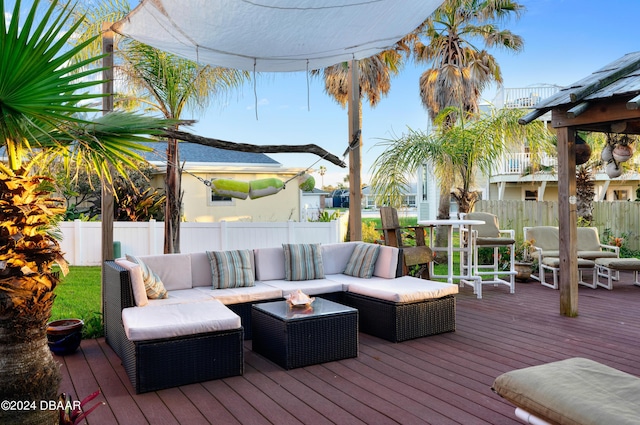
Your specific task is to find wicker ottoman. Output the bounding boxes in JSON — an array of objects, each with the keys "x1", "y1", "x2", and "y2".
[
  {"x1": 595, "y1": 257, "x2": 640, "y2": 289},
  {"x1": 343, "y1": 277, "x2": 457, "y2": 342},
  {"x1": 251, "y1": 298, "x2": 358, "y2": 369}
]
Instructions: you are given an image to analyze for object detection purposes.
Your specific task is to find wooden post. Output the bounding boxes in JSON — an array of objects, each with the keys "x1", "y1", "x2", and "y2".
[
  {"x1": 101, "y1": 23, "x2": 115, "y2": 315},
  {"x1": 102, "y1": 23, "x2": 115, "y2": 263},
  {"x1": 348, "y1": 59, "x2": 362, "y2": 241},
  {"x1": 557, "y1": 126, "x2": 579, "y2": 316}
]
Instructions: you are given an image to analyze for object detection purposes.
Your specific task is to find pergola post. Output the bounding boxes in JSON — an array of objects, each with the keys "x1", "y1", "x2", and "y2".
[
  {"x1": 348, "y1": 59, "x2": 362, "y2": 241},
  {"x1": 101, "y1": 24, "x2": 115, "y2": 263},
  {"x1": 556, "y1": 126, "x2": 578, "y2": 316}
]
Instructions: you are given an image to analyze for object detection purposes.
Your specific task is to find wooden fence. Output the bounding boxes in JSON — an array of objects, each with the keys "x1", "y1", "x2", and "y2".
[
  {"x1": 59, "y1": 217, "x2": 348, "y2": 266},
  {"x1": 475, "y1": 200, "x2": 640, "y2": 251}
]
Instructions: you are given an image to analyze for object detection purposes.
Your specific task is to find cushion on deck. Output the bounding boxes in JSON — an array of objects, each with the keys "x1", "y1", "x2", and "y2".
[
  {"x1": 578, "y1": 250, "x2": 619, "y2": 260},
  {"x1": 195, "y1": 282, "x2": 282, "y2": 305},
  {"x1": 321, "y1": 242, "x2": 358, "y2": 274},
  {"x1": 345, "y1": 276, "x2": 458, "y2": 303},
  {"x1": 115, "y1": 258, "x2": 148, "y2": 307},
  {"x1": 525, "y1": 226, "x2": 559, "y2": 251},
  {"x1": 146, "y1": 288, "x2": 216, "y2": 306},
  {"x1": 136, "y1": 253, "x2": 192, "y2": 291},
  {"x1": 576, "y1": 227, "x2": 602, "y2": 251},
  {"x1": 595, "y1": 257, "x2": 640, "y2": 270},
  {"x1": 261, "y1": 278, "x2": 344, "y2": 297},
  {"x1": 475, "y1": 237, "x2": 516, "y2": 246},
  {"x1": 541, "y1": 257, "x2": 595, "y2": 268},
  {"x1": 372, "y1": 245, "x2": 400, "y2": 279},
  {"x1": 492, "y1": 357, "x2": 640, "y2": 425},
  {"x1": 253, "y1": 246, "x2": 286, "y2": 281},
  {"x1": 122, "y1": 300, "x2": 241, "y2": 341}
]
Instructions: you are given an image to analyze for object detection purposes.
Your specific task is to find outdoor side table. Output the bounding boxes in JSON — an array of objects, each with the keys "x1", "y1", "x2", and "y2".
[{"x1": 251, "y1": 298, "x2": 358, "y2": 369}]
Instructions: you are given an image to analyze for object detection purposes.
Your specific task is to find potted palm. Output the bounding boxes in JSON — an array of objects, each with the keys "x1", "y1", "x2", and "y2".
[
  {"x1": 513, "y1": 239, "x2": 536, "y2": 282},
  {"x1": 0, "y1": 1, "x2": 171, "y2": 423}
]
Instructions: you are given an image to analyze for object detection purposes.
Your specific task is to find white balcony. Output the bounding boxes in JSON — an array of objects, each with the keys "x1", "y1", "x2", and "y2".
[
  {"x1": 491, "y1": 85, "x2": 562, "y2": 110},
  {"x1": 492, "y1": 152, "x2": 557, "y2": 177}
]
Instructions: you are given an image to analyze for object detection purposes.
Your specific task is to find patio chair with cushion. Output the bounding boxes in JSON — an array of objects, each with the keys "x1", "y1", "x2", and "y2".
[
  {"x1": 524, "y1": 226, "x2": 599, "y2": 289},
  {"x1": 459, "y1": 212, "x2": 516, "y2": 297}
]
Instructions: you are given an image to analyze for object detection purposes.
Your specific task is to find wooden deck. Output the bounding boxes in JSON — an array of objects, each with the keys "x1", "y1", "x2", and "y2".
[{"x1": 58, "y1": 272, "x2": 640, "y2": 424}]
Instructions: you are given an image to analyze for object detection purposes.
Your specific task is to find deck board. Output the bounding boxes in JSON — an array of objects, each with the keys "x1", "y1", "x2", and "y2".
[{"x1": 57, "y1": 270, "x2": 640, "y2": 424}]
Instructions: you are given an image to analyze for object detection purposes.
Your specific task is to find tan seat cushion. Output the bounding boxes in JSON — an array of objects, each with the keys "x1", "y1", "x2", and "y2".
[
  {"x1": 525, "y1": 226, "x2": 559, "y2": 251},
  {"x1": 466, "y1": 212, "x2": 501, "y2": 238},
  {"x1": 542, "y1": 257, "x2": 594, "y2": 268},
  {"x1": 595, "y1": 258, "x2": 640, "y2": 270},
  {"x1": 492, "y1": 358, "x2": 640, "y2": 425}
]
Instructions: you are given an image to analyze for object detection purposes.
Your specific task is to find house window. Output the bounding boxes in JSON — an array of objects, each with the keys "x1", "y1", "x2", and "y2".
[
  {"x1": 209, "y1": 191, "x2": 235, "y2": 206},
  {"x1": 611, "y1": 189, "x2": 631, "y2": 201},
  {"x1": 524, "y1": 190, "x2": 538, "y2": 201}
]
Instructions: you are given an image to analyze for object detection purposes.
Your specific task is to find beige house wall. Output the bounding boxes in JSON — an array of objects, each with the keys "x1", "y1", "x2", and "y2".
[{"x1": 150, "y1": 169, "x2": 303, "y2": 223}]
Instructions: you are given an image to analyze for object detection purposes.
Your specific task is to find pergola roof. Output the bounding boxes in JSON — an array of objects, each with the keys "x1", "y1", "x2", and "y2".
[
  {"x1": 522, "y1": 51, "x2": 640, "y2": 134},
  {"x1": 112, "y1": 0, "x2": 443, "y2": 72}
]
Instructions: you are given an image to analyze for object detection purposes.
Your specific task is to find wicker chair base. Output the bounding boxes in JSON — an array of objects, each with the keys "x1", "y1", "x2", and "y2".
[
  {"x1": 122, "y1": 329, "x2": 244, "y2": 394},
  {"x1": 104, "y1": 261, "x2": 244, "y2": 394},
  {"x1": 344, "y1": 293, "x2": 456, "y2": 342}
]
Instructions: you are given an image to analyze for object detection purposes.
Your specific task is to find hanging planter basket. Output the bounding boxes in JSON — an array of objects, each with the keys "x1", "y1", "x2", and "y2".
[
  {"x1": 575, "y1": 136, "x2": 592, "y2": 165},
  {"x1": 601, "y1": 144, "x2": 614, "y2": 162},
  {"x1": 605, "y1": 161, "x2": 623, "y2": 178},
  {"x1": 613, "y1": 144, "x2": 633, "y2": 162}
]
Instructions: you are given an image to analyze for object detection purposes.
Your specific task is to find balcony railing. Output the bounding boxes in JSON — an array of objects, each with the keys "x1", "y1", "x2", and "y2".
[
  {"x1": 493, "y1": 152, "x2": 557, "y2": 176},
  {"x1": 491, "y1": 85, "x2": 562, "y2": 110}
]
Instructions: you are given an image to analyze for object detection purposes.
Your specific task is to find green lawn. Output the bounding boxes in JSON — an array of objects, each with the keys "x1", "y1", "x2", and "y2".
[{"x1": 51, "y1": 266, "x2": 103, "y2": 338}]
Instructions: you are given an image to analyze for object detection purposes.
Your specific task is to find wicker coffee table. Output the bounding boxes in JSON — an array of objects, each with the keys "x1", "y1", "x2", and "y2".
[{"x1": 251, "y1": 298, "x2": 358, "y2": 369}]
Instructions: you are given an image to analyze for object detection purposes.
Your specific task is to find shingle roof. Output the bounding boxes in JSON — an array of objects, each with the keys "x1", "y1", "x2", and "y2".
[{"x1": 136, "y1": 141, "x2": 280, "y2": 165}]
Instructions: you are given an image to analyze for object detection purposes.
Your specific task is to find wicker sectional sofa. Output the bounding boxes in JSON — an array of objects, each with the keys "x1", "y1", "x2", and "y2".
[{"x1": 104, "y1": 242, "x2": 458, "y2": 393}]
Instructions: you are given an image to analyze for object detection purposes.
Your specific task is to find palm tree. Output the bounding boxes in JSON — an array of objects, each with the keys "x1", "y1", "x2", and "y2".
[
  {"x1": 69, "y1": 0, "x2": 249, "y2": 253},
  {"x1": 0, "y1": 2, "x2": 171, "y2": 422},
  {"x1": 410, "y1": 0, "x2": 525, "y2": 223},
  {"x1": 319, "y1": 165, "x2": 327, "y2": 188},
  {"x1": 118, "y1": 44, "x2": 248, "y2": 253},
  {"x1": 370, "y1": 107, "x2": 553, "y2": 215}
]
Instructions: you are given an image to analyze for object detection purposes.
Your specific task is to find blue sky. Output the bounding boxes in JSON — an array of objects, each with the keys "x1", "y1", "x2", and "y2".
[{"x1": 185, "y1": 0, "x2": 639, "y2": 188}]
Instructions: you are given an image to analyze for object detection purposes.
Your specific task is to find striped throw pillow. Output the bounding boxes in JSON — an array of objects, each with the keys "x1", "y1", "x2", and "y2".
[
  {"x1": 207, "y1": 250, "x2": 255, "y2": 289},
  {"x1": 126, "y1": 254, "x2": 168, "y2": 299},
  {"x1": 283, "y1": 243, "x2": 325, "y2": 281},
  {"x1": 344, "y1": 243, "x2": 380, "y2": 278}
]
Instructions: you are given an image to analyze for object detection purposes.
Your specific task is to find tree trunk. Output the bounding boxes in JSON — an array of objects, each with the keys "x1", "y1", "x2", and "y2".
[
  {"x1": 164, "y1": 137, "x2": 181, "y2": 253},
  {"x1": 0, "y1": 299, "x2": 60, "y2": 425},
  {"x1": 0, "y1": 171, "x2": 65, "y2": 424}
]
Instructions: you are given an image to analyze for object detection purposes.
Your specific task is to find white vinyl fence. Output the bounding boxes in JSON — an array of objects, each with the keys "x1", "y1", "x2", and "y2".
[{"x1": 59, "y1": 218, "x2": 347, "y2": 266}]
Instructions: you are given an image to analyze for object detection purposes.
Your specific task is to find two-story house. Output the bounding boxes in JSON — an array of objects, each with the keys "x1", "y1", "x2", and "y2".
[{"x1": 417, "y1": 85, "x2": 640, "y2": 221}]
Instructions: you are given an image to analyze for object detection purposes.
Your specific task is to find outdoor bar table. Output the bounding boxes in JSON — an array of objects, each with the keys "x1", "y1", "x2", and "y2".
[{"x1": 418, "y1": 218, "x2": 485, "y2": 284}]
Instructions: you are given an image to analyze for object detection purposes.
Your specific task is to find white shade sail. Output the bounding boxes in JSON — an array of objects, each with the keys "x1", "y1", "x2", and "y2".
[{"x1": 112, "y1": 0, "x2": 444, "y2": 72}]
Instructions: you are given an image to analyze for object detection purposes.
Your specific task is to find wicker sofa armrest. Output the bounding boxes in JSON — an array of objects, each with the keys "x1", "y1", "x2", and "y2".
[{"x1": 103, "y1": 261, "x2": 135, "y2": 358}]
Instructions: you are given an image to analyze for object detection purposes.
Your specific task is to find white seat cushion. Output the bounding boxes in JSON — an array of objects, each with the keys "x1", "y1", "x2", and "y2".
[
  {"x1": 195, "y1": 282, "x2": 282, "y2": 305},
  {"x1": 146, "y1": 288, "x2": 215, "y2": 306},
  {"x1": 122, "y1": 300, "x2": 241, "y2": 341},
  {"x1": 346, "y1": 276, "x2": 459, "y2": 303},
  {"x1": 262, "y1": 278, "x2": 344, "y2": 297}
]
